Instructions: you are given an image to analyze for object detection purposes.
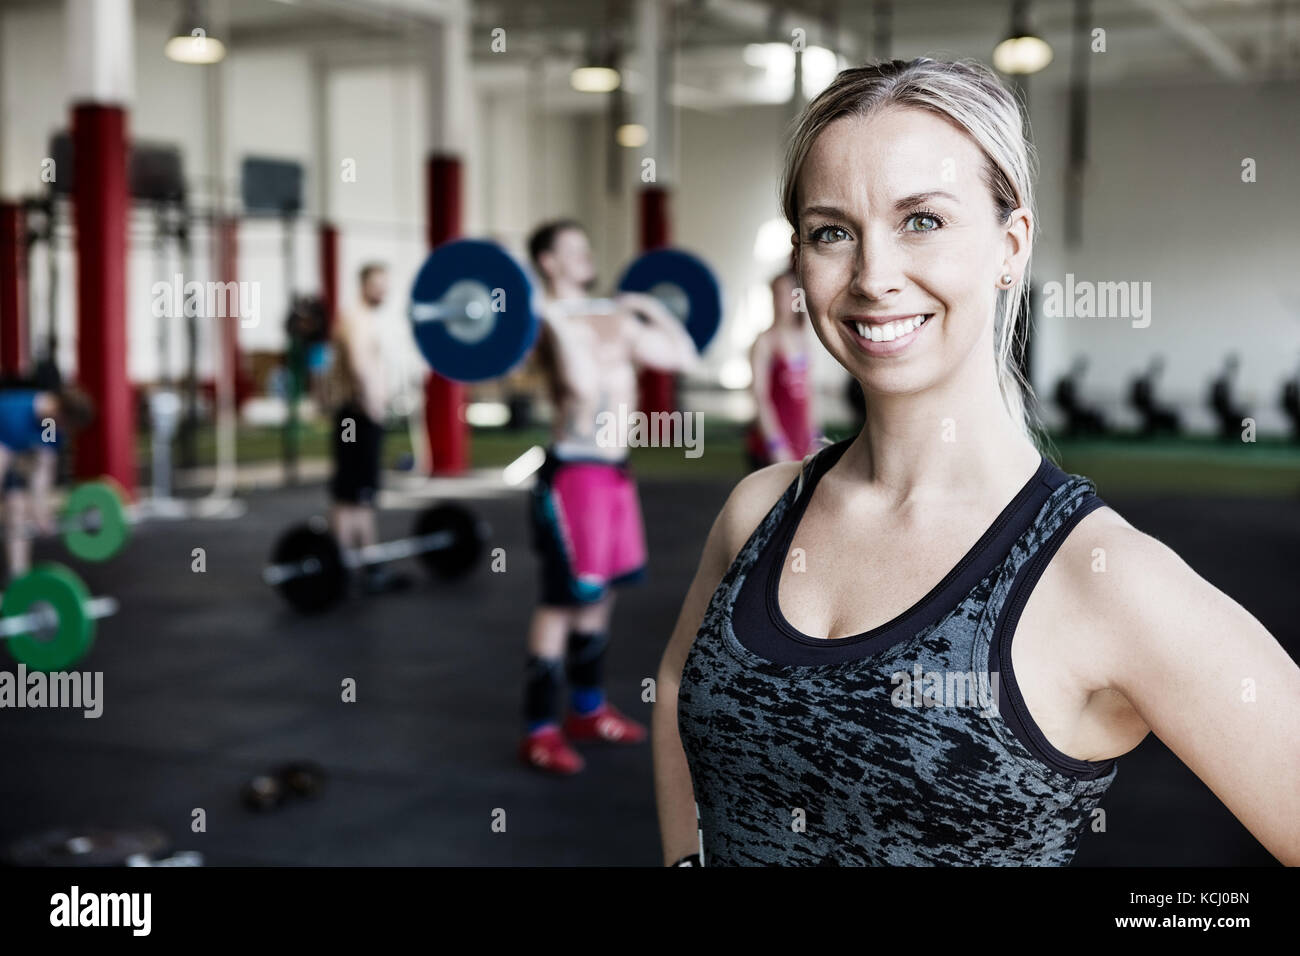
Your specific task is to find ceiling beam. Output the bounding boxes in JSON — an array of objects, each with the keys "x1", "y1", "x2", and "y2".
[{"x1": 1129, "y1": 0, "x2": 1249, "y2": 80}]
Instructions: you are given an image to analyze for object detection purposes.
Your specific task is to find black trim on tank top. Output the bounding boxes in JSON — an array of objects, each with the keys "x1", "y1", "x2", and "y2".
[
  {"x1": 991, "y1": 493, "x2": 1117, "y2": 781},
  {"x1": 732, "y1": 438, "x2": 1069, "y2": 667}
]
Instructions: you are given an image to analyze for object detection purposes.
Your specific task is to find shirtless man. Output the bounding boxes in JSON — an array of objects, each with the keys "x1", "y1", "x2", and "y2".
[
  {"x1": 326, "y1": 262, "x2": 409, "y2": 595},
  {"x1": 520, "y1": 219, "x2": 698, "y2": 774}
]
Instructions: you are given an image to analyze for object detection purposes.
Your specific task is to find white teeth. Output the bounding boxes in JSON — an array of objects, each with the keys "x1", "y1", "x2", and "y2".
[{"x1": 856, "y1": 314, "x2": 928, "y2": 342}]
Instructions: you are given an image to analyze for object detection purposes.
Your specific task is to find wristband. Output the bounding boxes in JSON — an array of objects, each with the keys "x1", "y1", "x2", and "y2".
[{"x1": 670, "y1": 853, "x2": 702, "y2": 867}]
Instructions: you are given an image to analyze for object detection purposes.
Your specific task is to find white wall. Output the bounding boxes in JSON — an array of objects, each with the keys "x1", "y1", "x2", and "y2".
[{"x1": 1029, "y1": 80, "x2": 1300, "y2": 434}]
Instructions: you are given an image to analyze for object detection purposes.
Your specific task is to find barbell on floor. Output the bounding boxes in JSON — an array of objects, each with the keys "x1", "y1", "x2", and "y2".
[
  {"x1": 4, "y1": 479, "x2": 134, "y2": 563},
  {"x1": 0, "y1": 563, "x2": 121, "y2": 671},
  {"x1": 408, "y1": 239, "x2": 722, "y2": 383},
  {"x1": 263, "y1": 502, "x2": 487, "y2": 614}
]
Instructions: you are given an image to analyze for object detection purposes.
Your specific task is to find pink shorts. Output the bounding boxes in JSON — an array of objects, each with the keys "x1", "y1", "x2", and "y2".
[{"x1": 529, "y1": 453, "x2": 648, "y2": 606}]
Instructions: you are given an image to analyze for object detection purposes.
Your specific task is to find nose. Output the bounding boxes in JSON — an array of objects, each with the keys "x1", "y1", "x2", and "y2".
[{"x1": 849, "y1": 229, "x2": 906, "y2": 302}]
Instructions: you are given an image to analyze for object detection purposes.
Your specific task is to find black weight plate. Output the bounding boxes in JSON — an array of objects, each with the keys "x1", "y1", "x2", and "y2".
[
  {"x1": 413, "y1": 503, "x2": 484, "y2": 580},
  {"x1": 269, "y1": 522, "x2": 348, "y2": 614},
  {"x1": 4, "y1": 826, "x2": 171, "y2": 867},
  {"x1": 274, "y1": 760, "x2": 328, "y2": 799}
]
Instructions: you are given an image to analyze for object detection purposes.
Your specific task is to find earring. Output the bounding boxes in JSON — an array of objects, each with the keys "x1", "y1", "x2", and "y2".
[{"x1": 999, "y1": 273, "x2": 1013, "y2": 287}]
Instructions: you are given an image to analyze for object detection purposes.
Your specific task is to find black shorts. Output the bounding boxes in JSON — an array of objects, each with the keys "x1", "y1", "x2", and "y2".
[{"x1": 329, "y1": 402, "x2": 383, "y2": 505}]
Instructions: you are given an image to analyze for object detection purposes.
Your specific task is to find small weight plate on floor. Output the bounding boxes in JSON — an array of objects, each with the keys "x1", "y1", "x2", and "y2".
[
  {"x1": 413, "y1": 503, "x2": 483, "y2": 580},
  {"x1": 4, "y1": 826, "x2": 171, "y2": 867},
  {"x1": 274, "y1": 761, "x2": 328, "y2": 799},
  {"x1": 63, "y1": 479, "x2": 131, "y2": 562},
  {"x1": 268, "y1": 523, "x2": 348, "y2": 614},
  {"x1": 2, "y1": 562, "x2": 94, "y2": 672},
  {"x1": 241, "y1": 773, "x2": 285, "y2": 812}
]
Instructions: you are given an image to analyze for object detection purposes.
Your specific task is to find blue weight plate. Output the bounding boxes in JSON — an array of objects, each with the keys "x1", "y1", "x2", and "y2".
[
  {"x1": 409, "y1": 239, "x2": 540, "y2": 383},
  {"x1": 617, "y1": 248, "x2": 722, "y2": 353}
]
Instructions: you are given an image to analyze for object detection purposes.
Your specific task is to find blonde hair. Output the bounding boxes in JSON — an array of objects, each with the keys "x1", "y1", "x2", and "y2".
[{"x1": 780, "y1": 56, "x2": 1046, "y2": 451}]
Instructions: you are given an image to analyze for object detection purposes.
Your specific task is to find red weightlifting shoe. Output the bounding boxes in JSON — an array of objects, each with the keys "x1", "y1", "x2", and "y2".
[
  {"x1": 519, "y1": 725, "x2": 584, "y2": 775},
  {"x1": 563, "y1": 703, "x2": 647, "y2": 745}
]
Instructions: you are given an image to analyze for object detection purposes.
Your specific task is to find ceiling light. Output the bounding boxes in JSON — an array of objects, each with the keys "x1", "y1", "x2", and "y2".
[
  {"x1": 165, "y1": 0, "x2": 226, "y2": 64},
  {"x1": 571, "y1": 66, "x2": 620, "y2": 93},
  {"x1": 616, "y1": 123, "x2": 648, "y2": 148},
  {"x1": 993, "y1": 0, "x2": 1053, "y2": 75}
]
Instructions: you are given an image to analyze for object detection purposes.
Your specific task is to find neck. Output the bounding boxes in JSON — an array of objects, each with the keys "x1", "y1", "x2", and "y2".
[
  {"x1": 842, "y1": 328, "x2": 1040, "y2": 508},
  {"x1": 549, "y1": 279, "x2": 587, "y2": 301}
]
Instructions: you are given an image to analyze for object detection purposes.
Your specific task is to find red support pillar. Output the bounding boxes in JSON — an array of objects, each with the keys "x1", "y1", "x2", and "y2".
[
  {"x1": 319, "y1": 221, "x2": 339, "y2": 331},
  {"x1": 637, "y1": 185, "x2": 676, "y2": 416},
  {"x1": 71, "y1": 103, "x2": 134, "y2": 492},
  {"x1": 0, "y1": 202, "x2": 27, "y2": 377},
  {"x1": 423, "y1": 155, "x2": 468, "y2": 476},
  {"x1": 217, "y1": 216, "x2": 251, "y2": 409}
]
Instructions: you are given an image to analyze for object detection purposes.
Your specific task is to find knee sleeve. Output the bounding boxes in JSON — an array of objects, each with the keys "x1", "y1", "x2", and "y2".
[
  {"x1": 565, "y1": 630, "x2": 608, "y2": 689},
  {"x1": 524, "y1": 655, "x2": 563, "y2": 725}
]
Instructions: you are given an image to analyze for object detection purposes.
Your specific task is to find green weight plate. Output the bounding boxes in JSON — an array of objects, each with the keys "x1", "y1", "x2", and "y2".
[
  {"x1": 3, "y1": 562, "x2": 94, "y2": 672},
  {"x1": 63, "y1": 479, "x2": 130, "y2": 562}
]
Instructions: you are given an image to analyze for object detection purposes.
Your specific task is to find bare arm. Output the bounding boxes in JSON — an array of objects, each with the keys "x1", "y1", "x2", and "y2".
[
  {"x1": 28, "y1": 447, "x2": 57, "y2": 531},
  {"x1": 653, "y1": 508, "x2": 729, "y2": 864},
  {"x1": 653, "y1": 461, "x2": 803, "y2": 864},
  {"x1": 1090, "y1": 526, "x2": 1300, "y2": 864},
  {"x1": 749, "y1": 332, "x2": 792, "y2": 460},
  {"x1": 338, "y1": 315, "x2": 386, "y2": 423},
  {"x1": 802, "y1": 338, "x2": 823, "y2": 446},
  {"x1": 618, "y1": 292, "x2": 699, "y2": 374}
]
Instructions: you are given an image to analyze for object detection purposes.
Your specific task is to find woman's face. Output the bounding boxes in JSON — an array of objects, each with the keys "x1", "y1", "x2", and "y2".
[{"x1": 794, "y1": 106, "x2": 1030, "y2": 401}]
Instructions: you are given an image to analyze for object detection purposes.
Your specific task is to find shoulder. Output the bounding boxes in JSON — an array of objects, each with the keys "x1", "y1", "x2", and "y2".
[
  {"x1": 1045, "y1": 502, "x2": 1256, "y2": 688},
  {"x1": 332, "y1": 311, "x2": 356, "y2": 338},
  {"x1": 687, "y1": 458, "x2": 805, "y2": 589},
  {"x1": 712, "y1": 458, "x2": 807, "y2": 564},
  {"x1": 1054, "y1": 504, "x2": 1200, "y2": 617}
]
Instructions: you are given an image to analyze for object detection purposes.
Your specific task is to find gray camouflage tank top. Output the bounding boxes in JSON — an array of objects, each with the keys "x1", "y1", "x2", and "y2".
[{"x1": 676, "y1": 438, "x2": 1117, "y2": 865}]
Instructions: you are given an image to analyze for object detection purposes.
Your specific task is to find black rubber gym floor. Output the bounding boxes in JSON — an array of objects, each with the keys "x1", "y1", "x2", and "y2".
[{"x1": 0, "y1": 474, "x2": 1294, "y2": 865}]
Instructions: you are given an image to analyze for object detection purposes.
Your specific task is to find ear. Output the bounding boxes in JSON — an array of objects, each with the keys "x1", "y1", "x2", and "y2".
[
  {"x1": 1001, "y1": 207, "x2": 1032, "y2": 283},
  {"x1": 537, "y1": 249, "x2": 556, "y2": 277}
]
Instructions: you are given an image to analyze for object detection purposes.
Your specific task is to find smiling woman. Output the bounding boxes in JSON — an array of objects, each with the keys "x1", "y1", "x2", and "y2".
[
  {"x1": 652, "y1": 57, "x2": 1300, "y2": 867},
  {"x1": 780, "y1": 58, "x2": 1038, "y2": 448}
]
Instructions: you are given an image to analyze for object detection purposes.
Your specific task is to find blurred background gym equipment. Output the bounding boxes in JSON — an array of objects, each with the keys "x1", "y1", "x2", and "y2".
[{"x1": 264, "y1": 502, "x2": 487, "y2": 613}]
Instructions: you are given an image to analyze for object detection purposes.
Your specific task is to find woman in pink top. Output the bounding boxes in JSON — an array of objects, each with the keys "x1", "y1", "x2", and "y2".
[{"x1": 746, "y1": 267, "x2": 823, "y2": 468}]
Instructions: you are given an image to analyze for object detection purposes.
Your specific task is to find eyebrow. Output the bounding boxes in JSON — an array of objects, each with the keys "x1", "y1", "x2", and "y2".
[{"x1": 801, "y1": 191, "x2": 961, "y2": 220}]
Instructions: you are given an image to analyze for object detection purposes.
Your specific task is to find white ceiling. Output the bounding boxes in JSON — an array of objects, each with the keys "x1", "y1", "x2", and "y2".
[{"x1": 7, "y1": 0, "x2": 1297, "y2": 107}]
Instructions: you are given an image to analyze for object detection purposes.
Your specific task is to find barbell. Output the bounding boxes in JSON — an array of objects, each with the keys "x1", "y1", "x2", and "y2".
[
  {"x1": 264, "y1": 502, "x2": 487, "y2": 613},
  {"x1": 1, "y1": 563, "x2": 120, "y2": 671},
  {"x1": 408, "y1": 239, "x2": 722, "y2": 383},
  {"x1": 5, "y1": 479, "x2": 134, "y2": 563}
]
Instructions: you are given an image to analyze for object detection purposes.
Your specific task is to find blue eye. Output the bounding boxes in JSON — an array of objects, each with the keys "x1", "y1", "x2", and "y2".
[{"x1": 905, "y1": 209, "x2": 945, "y2": 232}]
